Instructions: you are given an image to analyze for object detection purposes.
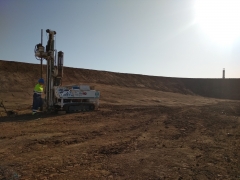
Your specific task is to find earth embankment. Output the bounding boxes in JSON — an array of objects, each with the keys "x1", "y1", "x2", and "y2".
[{"x1": 0, "y1": 60, "x2": 239, "y2": 100}]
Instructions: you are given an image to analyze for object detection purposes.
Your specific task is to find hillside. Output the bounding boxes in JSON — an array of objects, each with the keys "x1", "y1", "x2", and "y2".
[
  {"x1": 0, "y1": 60, "x2": 240, "y2": 179},
  {"x1": 0, "y1": 60, "x2": 239, "y2": 100}
]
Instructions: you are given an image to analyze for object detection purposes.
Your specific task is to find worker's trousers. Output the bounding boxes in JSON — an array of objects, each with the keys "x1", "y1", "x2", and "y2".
[{"x1": 32, "y1": 93, "x2": 43, "y2": 112}]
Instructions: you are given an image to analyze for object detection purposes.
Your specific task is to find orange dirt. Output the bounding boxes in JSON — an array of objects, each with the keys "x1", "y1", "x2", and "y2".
[{"x1": 0, "y1": 60, "x2": 239, "y2": 180}]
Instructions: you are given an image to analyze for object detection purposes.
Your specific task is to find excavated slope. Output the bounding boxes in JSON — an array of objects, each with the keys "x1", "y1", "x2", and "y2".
[{"x1": 0, "y1": 60, "x2": 239, "y2": 100}]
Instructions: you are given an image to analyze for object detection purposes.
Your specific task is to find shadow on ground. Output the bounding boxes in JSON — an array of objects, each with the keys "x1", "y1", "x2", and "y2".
[{"x1": 0, "y1": 111, "x2": 61, "y2": 123}]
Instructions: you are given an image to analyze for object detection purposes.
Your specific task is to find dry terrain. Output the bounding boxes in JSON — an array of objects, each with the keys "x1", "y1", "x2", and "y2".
[{"x1": 0, "y1": 60, "x2": 239, "y2": 180}]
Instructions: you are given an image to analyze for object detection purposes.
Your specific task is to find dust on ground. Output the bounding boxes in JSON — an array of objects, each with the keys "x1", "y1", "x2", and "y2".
[
  {"x1": 0, "y1": 60, "x2": 239, "y2": 179},
  {"x1": 0, "y1": 92, "x2": 239, "y2": 179}
]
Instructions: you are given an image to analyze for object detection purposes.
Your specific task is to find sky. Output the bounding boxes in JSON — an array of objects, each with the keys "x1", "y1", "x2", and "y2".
[{"x1": 0, "y1": 0, "x2": 240, "y2": 78}]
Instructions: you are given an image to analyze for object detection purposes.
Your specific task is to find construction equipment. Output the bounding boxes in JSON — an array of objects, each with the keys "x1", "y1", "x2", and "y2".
[
  {"x1": 0, "y1": 100, "x2": 17, "y2": 117},
  {"x1": 34, "y1": 29, "x2": 100, "y2": 113}
]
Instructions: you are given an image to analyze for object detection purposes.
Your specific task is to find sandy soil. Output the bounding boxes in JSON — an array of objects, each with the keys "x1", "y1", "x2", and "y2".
[
  {"x1": 0, "y1": 60, "x2": 239, "y2": 179},
  {"x1": 0, "y1": 84, "x2": 240, "y2": 180}
]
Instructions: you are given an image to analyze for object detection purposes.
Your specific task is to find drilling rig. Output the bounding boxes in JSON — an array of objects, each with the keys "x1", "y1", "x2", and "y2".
[{"x1": 34, "y1": 29, "x2": 100, "y2": 114}]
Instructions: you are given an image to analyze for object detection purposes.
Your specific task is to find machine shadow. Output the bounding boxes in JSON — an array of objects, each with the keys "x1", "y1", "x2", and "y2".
[
  {"x1": 0, "y1": 112, "x2": 62, "y2": 123},
  {"x1": 0, "y1": 110, "x2": 98, "y2": 123}
]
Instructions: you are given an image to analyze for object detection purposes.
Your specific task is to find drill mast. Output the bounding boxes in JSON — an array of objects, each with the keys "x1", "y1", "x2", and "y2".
[{"x1": 34, "y1": 29, "x2": 64, "y2": 110}]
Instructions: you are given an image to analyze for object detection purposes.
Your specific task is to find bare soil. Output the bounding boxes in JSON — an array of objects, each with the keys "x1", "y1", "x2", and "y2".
[{"x1": 0, "y1": 60, "x2": 239, "y2": 180}]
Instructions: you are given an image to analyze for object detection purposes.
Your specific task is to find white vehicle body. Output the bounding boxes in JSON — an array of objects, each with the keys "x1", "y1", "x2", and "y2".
[{"x1": 54, "y1": 84, "x2": 100, "y2": 111}]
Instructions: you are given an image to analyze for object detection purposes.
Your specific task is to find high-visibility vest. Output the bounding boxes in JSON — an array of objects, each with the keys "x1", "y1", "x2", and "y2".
[{"x1": 34, "y1": 83, "x2": 43, "y2": 95}]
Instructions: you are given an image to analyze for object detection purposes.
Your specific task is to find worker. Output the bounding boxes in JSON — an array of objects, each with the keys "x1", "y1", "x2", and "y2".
[{"x1": 32, "y1": 78, "x2": 44, "y2": 115}]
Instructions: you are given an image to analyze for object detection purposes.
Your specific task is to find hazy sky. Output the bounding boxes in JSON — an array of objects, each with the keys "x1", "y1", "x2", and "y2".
[{"x1": 1, "y1": 0, "x2": 240, "y2": 78}]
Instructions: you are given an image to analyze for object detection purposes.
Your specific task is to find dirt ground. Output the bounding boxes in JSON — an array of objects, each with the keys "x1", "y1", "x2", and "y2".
[{"x1": 0, "y1": 83, "x2": 240, "y2": 180}]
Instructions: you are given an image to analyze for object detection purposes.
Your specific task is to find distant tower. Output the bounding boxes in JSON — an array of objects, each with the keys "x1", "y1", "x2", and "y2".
[{"x1": 222, "y1": 68, "x2": 225, "y2": 79}]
